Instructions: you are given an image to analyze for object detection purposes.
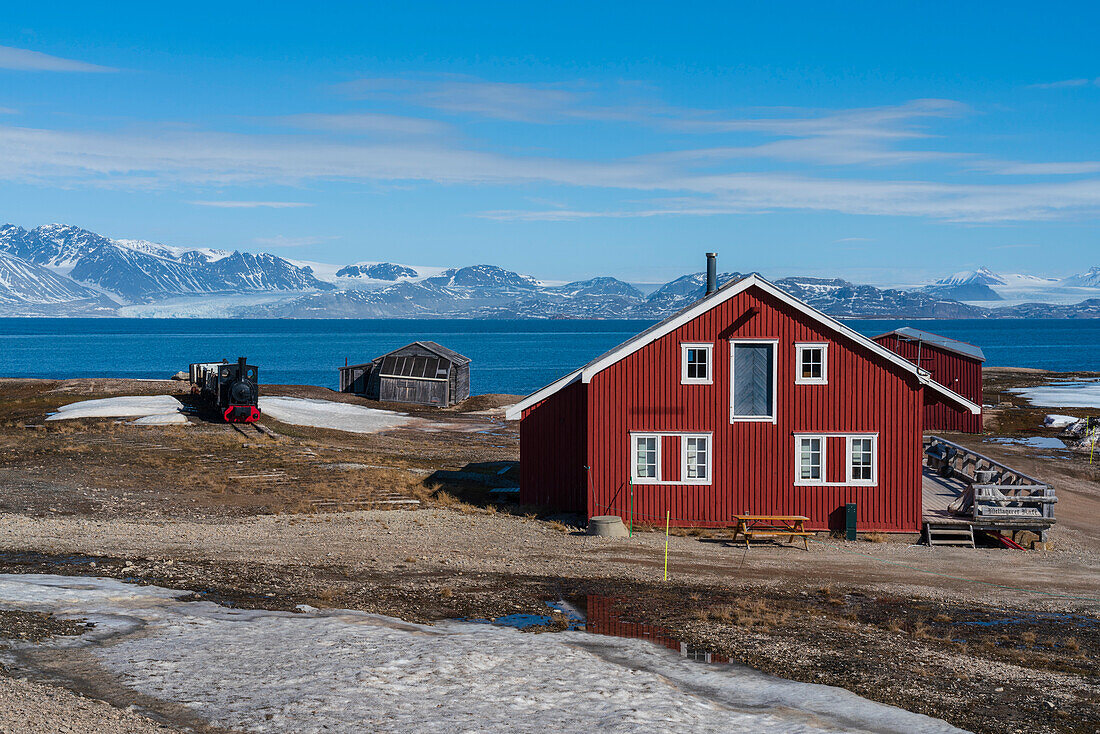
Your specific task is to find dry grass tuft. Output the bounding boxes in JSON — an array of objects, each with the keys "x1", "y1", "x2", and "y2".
[
  {"x1": 695, "y1": 598, "x2": 791, "y2": 630},
  {"x1": 864, "y1": 532, "x2": 889, "y2": 543},
  {"x1": 440, "y1": 586, "x2": 454, "y2": 599}
]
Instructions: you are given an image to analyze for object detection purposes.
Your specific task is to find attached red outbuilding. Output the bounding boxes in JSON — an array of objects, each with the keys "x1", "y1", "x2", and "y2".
[
  {"x1": 507, "y1": 273, "x2": 981, "y2": 533},
  {"x1": 873, "y1": 327, "x2": 984, "y2": 434}
]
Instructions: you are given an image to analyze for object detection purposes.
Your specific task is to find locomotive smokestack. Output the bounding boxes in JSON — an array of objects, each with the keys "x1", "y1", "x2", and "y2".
[
  {"x1": 705, "y1": 253, "x2": 717, "y2": 296},
  {"x1": 238, "y1": 356, "x2": 247, "y2": 371}
]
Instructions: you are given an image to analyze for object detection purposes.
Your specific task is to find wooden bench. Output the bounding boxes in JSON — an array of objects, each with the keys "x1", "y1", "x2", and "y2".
[{"x1": 731, "y1": 515, "x2": 812, "y2": 550}]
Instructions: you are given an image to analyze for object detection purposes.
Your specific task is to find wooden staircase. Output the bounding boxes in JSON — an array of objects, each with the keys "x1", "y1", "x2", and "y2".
[{"x1": 924, "y1": 522, "x2": 975, "y2": 548}]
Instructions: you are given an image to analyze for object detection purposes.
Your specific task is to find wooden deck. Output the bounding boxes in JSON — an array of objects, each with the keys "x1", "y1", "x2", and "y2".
[
  {"x1": 922, "y1": 462, "x2": 1056, "y2": 533},
  {"x1": 922, "y1": 467, "x2": 969, "y2": 523}
]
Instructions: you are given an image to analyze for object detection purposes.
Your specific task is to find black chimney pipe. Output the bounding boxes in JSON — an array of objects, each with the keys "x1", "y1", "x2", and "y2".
[{"x1": 705, "y1": 253, "x2": 718, "y2": 296}]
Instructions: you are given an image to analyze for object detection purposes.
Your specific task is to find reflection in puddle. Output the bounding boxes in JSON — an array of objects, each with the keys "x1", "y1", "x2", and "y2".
[
  {"x1": 584, "y1": 594, "x2": 730, "y2": 663},
  {"x1": 469, "y1": 596, "x2": 730, "y2": 663},
  {"x1": 986, "y1": 436, "x2": 1067, "y2": 449}
]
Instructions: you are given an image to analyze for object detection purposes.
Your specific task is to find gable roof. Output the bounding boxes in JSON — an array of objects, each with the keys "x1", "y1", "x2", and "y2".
[
  {"x1": 505, "y1": 273, "x2": 981, "y2": 420},
  {"x1": 412, "y1": 340, "x2": 471, "y2": 365},
  {"x1": 338, "y1": 341, "x2": 471, "y2": 373},
  {"x1": 874, "y1": 327, "x2": 985, "y2": 362}
]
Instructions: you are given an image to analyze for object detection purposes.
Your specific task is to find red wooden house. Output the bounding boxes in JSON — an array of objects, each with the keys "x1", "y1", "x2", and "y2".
[
  {"x1": 873, "y1": 327, "x2": 984, "y2": 434},
  {"x1": 505, "y1": 269, "x2": 981, "y2": 533}
]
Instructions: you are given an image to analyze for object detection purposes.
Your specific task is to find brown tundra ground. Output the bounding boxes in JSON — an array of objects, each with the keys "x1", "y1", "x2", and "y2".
[{"x1": 0, "y1": 369, "x2": 1096, "y2": 733}]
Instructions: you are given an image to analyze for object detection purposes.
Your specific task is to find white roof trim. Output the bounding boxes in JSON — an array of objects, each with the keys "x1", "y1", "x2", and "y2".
[
  {"x1": 504, "y1": 369, "x2": 581, "y2": 420},
  {"x1": 506, "y1": 274, "x2": 981, "y2": 419}
]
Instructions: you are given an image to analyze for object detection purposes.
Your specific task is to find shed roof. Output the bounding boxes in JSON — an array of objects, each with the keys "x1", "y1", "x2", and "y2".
[
  {"x1": 338, "y1": 341, "x2": 471, "y2": 372},
  {"x1": 874, "y1": 327, "x2": 985, "y2": 362},
  {"x1": 505, "y1": 273, "x2": 981, "y2": 420},
  {"x1": 410, "y1": 341, "x2": 471, "y2": 365}
]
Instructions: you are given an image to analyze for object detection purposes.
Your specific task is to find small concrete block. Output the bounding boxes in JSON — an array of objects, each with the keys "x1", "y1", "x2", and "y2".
[{"x1": 588, "y1": 515, "x2": 629, "y2": 537}]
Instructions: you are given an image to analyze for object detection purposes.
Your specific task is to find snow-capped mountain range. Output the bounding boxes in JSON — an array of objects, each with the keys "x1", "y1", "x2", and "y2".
[
  {"x1": 0, "y1": 224, "x2": 1097, "y2": 319},
  {"x1": 923, "y1": 266, "x2": 1100, "y2": 306}
]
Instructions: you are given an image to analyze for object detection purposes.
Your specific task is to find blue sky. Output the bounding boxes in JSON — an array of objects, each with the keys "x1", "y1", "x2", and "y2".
[{"x1": 1, "y1": 1, "x2": 1097, "y2": 284}]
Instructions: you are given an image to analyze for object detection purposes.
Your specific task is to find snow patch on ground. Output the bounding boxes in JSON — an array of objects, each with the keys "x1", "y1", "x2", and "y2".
[
  {"x1": 128, "y1": 413, "x2": 189, "y2": 426},
  {"x1": 1043, "y1": 414, "x2": 1079, "y2": 428},
  {"x1": 0, "y1": 575, "x2": 966, "y2": 734},
  {"x1": 46, "y1": 395, "x2": 184, "y2": 421},
  {"x1": 1010, "y1": 382, "x2": 1100, "y2": 408},
  {"x1": 258, "y1": 397, "x2": 411, "y2": 433}
]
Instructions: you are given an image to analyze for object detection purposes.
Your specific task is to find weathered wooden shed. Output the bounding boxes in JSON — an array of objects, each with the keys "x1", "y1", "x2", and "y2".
[
  {"x1": 339, "y1": 341, "x2": 471, "y2": 407},
  {"x1": 873, "y1": 327, "x2": 984, "y2": 434}
]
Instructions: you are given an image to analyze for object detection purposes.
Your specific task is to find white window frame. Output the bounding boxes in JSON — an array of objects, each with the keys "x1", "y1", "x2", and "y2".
[
  {"x1": 631, "y1": 433, "x2": 662, "y2": 484},
  {"x1": 795, "y1": 342, "x2": 828, "y2": 385},
  {"x1": 792, "y1": 432, "x2": 880, "y2": 487},
  {"x1": 680, "y1": 343, "x2": 713, "y2": 385},
  {"x1": 846, "y1": 434, "x2": 878, "y2": 486},
  {"x1": 628, "y1": 431, "x2": 713, "y2": 486},
  {"x1": 794, "y1": 434, "x2": 826, "y2": 486},
  {"x1": 729, "y1": 339, "x2": 779, "y2": 424},
  {"x1": 680, "y1": 434, "x2": 712, "y2": 485}
]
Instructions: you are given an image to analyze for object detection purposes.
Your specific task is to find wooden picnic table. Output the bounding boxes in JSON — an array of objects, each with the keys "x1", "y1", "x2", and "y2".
[{"x1": 731, "y1": 514, "x2": 812, "y2": 550}]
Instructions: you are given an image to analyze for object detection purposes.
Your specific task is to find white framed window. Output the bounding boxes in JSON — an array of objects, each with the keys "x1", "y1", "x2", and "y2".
[
  {"x1": 847, "y1": 435, "x2": 877, "y2": 485},
  {"x1": 681, "y1": 343, "x2": 713, "y2": 384},
  {"x1": 795, "y1": 343, "x2": 828, "y2": 384},
  {"x1": 730, "y1": 340, "x2": 777, "y2": 423},
  {"x1": 629, "y1": 432, "x2": 713, "y2": 486},
  {"x1": 795, "y1": 435, "x2": 825, "y2": 485},
  {"x1": 632, "y1": 433, "x2": 660, "y2": 484},
  {"x1": 681, "y1": 434, "x2": 711, "y2": 484}
]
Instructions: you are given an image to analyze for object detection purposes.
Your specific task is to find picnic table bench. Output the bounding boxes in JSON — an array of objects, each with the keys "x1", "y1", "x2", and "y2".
[{"x1": 731, "y1": 515, "x2": 812, "y2": 550}]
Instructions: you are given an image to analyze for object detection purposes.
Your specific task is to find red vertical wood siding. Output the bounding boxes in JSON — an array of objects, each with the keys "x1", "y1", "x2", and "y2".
[
  {"x1": 584, "y1": 286, "x2": 924, "y2": 532},
  {"x1": 873, "y1": 334, "x2": 982, "y2": 433},
  {"x1": 826, "y1": 436, "x2": 846, "y2": 484},
  {"x1": 661, "y1": 435, "x2": 681, "y2": 483},
  {"x1": 518, "y1": 379, "x2": 587, "y2": 511}
]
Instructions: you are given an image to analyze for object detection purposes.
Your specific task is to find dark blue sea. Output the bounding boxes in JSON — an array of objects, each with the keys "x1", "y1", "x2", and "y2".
[{"x1": 0, "y1": 319, "x2": 1096, "y2": 396}]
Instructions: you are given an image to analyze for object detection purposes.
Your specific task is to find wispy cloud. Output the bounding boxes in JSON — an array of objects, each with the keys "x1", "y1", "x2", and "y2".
[
  {"x1": 478, "y1": 175, "x2": 1100, "y2": 224},
  {"x1": 1028, "y1": 77, "x2": 1100, "y2": 89},
  {"x1": 334, "y1": 75, "x2": 588, "y2": 123},
  {"x1": 833, "y1": 237, "x2": 873, "y2": 243},
  {"x1": 189, "y1": 200, "x2": 313, "y2": 208},
  {"x1": 2, "y1": 93, "x2": 1099, "y2": 225},
  {"x1": 274, "y1": 112, "x2": 450, "y2": 137},
  {"x1": 0, "y1": 45, "x2": 116, "y2": 73},
  {"x1": 989, "y1": 161, "x2": 1100, "y2": 175},
  {"x1": 253, "y1": 234, "x2": 332, "y2": 247}
]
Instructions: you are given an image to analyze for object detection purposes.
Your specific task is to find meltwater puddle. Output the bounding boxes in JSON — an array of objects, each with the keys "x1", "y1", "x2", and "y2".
[{"x1": 0, "y1": 574, "x2": 968, "y2": 734}]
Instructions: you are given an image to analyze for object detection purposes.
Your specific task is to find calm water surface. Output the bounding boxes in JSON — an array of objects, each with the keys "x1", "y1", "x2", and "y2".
[{"x1": 0, "y1": 318, "x2": 1096, "y2": 396}]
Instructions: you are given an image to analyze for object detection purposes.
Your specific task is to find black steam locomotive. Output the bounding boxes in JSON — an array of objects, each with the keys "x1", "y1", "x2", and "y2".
[{"x1": 189, "y1": 357, "x2": 261, "y2": 423}]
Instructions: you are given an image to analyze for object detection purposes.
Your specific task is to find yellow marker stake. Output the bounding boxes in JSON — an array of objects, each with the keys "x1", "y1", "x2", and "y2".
[{"x1": 663, "y1": 510, "x2": 670, "y2": 581}]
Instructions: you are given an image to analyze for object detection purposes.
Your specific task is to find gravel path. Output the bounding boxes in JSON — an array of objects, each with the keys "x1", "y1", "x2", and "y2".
[
  {"x1": 0, "y1": 674, "x2": 173, "y2": 734},
  {"x1": 1, "y1": 508, "x2": 1096, "y2": 611}
]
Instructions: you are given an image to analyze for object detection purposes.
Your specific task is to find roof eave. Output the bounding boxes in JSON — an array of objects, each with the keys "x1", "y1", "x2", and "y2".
[
  {"x1": 504, "y1": 369, "x2": 583, "y2": 420},
  {"x1": 921, "y1": 376, "x2": 983, "y2": 415}
]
